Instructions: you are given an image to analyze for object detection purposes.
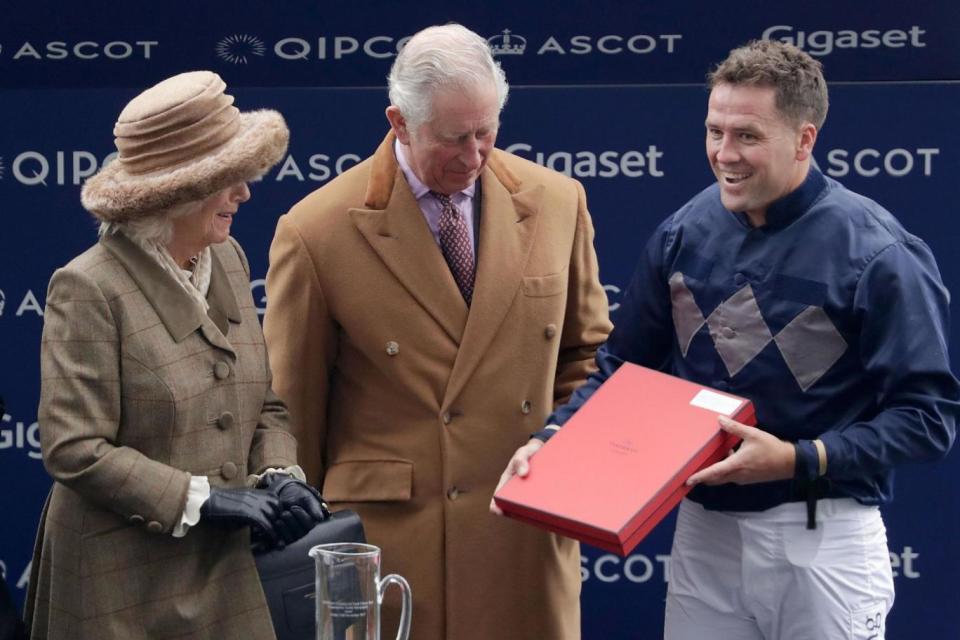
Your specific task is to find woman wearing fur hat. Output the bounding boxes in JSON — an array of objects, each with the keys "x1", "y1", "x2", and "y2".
[{"x1": 25, "y1": 71, "x2": 324, "y2": 640}]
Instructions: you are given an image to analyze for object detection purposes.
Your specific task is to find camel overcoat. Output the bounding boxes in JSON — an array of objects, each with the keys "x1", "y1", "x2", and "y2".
[
  {"x1": 26, "y1": 232, "x2": 298, "y2": 640},
  {"x1": 264, "y1": 132, "x2": 612, "y2": 640}
]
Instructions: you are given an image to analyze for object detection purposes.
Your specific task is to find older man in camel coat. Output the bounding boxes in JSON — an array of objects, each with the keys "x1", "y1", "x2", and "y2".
[{"x1": 264, "y1": 24, "x2": 611, "y2": 640}]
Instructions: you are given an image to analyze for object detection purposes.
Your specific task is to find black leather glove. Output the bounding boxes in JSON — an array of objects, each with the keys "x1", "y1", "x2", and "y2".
[
  {"x1": 201, "y1": 487, "x2": 284, "y2": 549},
  {"x1": 260, "y1": 474, "x2": 329, "y2": 544}
]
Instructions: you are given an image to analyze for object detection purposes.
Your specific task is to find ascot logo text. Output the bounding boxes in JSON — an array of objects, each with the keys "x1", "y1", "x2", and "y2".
[
  {"x1": 582, "y1": 551, "x2": 671, "y2": 584},
  {"x1": 0, "y1": 559, "x2": 32, "y2": 591},
  {"x1": 762, "y1": 25, "x2": 926, "y2": 57},
  {"x1": 814, "y1": 147, "x2": 939, "y2": 178},
  {"x1": 3, "y1": 40, "x2": 159, "y2": 60},
  {"x1": 490, "y1": 29, "x2": 683, "y2": 56},
  {"x1": 273, "y1": 151, "x2": 363, "y2": 182},
  {"x1": 0, "y1": 286, "x2": 43, "y2": 317}
]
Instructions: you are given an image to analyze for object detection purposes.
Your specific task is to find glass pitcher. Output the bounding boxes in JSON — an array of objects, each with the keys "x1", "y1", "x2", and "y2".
[{"x1": 308, "y1": 542, "x2": 411, "y2": 640}]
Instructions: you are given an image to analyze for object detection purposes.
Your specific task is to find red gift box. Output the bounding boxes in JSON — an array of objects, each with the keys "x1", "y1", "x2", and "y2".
[{"x1": 494, "y1": 363, "x2": 755, "y2": 556}]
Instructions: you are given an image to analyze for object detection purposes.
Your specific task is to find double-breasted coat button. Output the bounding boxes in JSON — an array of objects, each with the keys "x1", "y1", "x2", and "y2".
[
  {"x1": 128, "y1": 514, "x2": 144, "y2": 525},
  {"x1": 213, "y1": 361, "x2": 231, "y2": 380},
  {"x1": 385, "y1": 341, "x2": 400, "y2": 356},
  {"x1": 146, "y1": 521, "x2": 163, "y2": 533},
  {"x1": 544, "y1": 324, "x2": 557, "y2": 339},
  {"x1": 446, "y1": 487, "x2": 460, "y2": 500},
  {"x1": 442, "y1": 412, "x2": 452, "y2": 425},
  {"x1": 221, "y1": 461, "x2": 238, "y2": 480},
  {"x1": 521, "y1": 400, "x2": 532, "y2": 415},
  {"x1": 217, "y1": 411, "x2": 234, "y2": 430}
]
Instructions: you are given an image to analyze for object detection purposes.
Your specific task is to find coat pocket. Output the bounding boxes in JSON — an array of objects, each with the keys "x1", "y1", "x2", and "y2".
[
  {"x1": 522, "y1": 272, "x2": 566, "y2": 297},
  {"x1": 322, "y1": 460, "x2": 414, "y2": 502}
]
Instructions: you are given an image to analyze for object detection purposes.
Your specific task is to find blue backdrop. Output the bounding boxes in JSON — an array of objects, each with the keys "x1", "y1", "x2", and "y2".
[{"x1": 2, "y1": 2, "x2": 958, "y2": 637}]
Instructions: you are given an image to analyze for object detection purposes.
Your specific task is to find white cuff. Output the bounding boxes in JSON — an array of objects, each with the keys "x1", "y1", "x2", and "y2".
[{"x1": 172, "y1": 474, "x2": 211, "y2": 538}]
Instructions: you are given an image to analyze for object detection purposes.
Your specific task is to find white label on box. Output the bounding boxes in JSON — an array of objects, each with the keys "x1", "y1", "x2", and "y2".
[{"x1": 690, "y1": 389, "x2": 741, "y2": 415}]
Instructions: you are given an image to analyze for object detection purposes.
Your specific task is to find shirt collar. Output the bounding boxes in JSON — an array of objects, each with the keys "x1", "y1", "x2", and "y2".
[
  {"x1": 731, "y1": 166, "x2": 828, "y2": 229},
  {"x1": 394, "y1": 138, "x2": 477, "y2": 200}
]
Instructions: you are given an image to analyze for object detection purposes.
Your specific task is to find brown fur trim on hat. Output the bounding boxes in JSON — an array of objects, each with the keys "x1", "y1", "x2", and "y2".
[{"x1": 81, "y1": 110, "x2": 289, "y2": 222}]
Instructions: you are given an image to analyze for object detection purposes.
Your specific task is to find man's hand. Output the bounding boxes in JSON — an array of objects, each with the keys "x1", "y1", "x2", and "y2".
[
  {"x1": 686, "y1": 416, "x2": 796, "y2": 487},
  {"x1": 489, "y1": 438, "x2": 545, "y2": 515}
]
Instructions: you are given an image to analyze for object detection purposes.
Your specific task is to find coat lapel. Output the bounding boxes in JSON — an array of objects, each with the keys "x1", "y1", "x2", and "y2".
[
  {"x1": 202, "y1": 247, "x2": 242, "y2": 355},
  {"x1": 101, "y1": 231, "x2": 237, "y2": 356},
  {"x1": 442, "y1": 153, "x2": 543, "y2": 407},
  {"x1": 349, "y1": 135, "x2": 543, "y2": 405},
  {"x1": 349, "y1": 132, "x2": 468, "y2": 343}
]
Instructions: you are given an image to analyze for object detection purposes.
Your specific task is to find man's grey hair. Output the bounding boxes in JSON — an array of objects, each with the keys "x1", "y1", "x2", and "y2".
[
  {"x1": 388, "y1": 24, "x2": 509, "y2": 131},
  {"x1": 709, "y1": 39, "x2": 829, "y2": 130},
  {"x1": 98, "y1": 200, "x2": 200, "y2": 246}
]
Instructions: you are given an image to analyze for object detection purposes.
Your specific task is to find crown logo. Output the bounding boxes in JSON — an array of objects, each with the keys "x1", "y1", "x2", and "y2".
[
  {"x1": 488, "y1": 29, "x2": 527, "y2": 56},
  {"x1": 216, "y1": 34, "x2": 266, "y2": 64}
]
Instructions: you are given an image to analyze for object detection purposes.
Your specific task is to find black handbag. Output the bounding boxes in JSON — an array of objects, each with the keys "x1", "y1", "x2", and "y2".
[{"x1": 254, "y1": 509, "x2": 366, "y2": 640}]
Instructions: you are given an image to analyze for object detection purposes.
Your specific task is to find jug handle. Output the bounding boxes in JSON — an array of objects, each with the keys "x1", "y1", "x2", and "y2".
[{"x1": 378, "y1": 574, "x2": 412, "y2": 640}]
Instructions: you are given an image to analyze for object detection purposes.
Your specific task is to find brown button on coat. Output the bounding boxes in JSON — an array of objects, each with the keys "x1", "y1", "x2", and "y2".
[
  {"x1": 264, "y1": 132, "x2": 612, "y2": 640},
  {"x1": 26, "y1": 232, "x2": 298, "y2": 640}
]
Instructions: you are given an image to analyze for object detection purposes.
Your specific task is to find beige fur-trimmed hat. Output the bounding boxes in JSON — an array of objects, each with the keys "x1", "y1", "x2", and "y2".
[{"x1": 81, "y1": 70, "x2": 289, "y2": 222}]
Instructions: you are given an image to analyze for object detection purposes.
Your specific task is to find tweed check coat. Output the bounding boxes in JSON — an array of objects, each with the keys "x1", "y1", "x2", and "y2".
[
  {"x1": 264, "y1": 132, "x2": 613, "y2": 640},
  {"x1": 25, "y1": 232, "x2": 298, "y2": 639}
]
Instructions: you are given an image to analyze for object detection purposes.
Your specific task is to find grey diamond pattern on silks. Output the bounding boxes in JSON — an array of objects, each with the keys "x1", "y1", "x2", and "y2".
[
  {"x1": 774, "y1": 305, "x2": 848, "y2": 391},
  {"x1": 431, "y1": 191, "x2": 476, "y2": 305},
  {"x1": 672, "y1": 277, "x2": 848, "y2": 390},
  {"x1": 705, "y1": 284, "x2": 774, "y2": 378},
  {"x1": 669, "y1": 272, "x2": 706, "y2": 357}
]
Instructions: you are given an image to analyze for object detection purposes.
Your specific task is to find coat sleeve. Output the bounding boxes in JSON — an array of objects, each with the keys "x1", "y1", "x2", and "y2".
[
  {"x1": 543, "y1": 213, "x2": 675, "y2": 433},
  {"x1": 553, "y1": 180, "x2": 614, "y2": 406},
  {"x1": 227, "y1": 236, "x2": 299, "y2": 473},
  {"x1": 38, "y1": 267, "x2": 190, "y2": 533},
  {"x1": 263, "y1": 215, "x2": 338, "y2": 487}
]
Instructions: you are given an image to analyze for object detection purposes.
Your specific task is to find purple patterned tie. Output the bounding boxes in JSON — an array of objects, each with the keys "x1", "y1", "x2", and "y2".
[{"x1": 431, "y1": 191, "x2": 475, "y2": 305}]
